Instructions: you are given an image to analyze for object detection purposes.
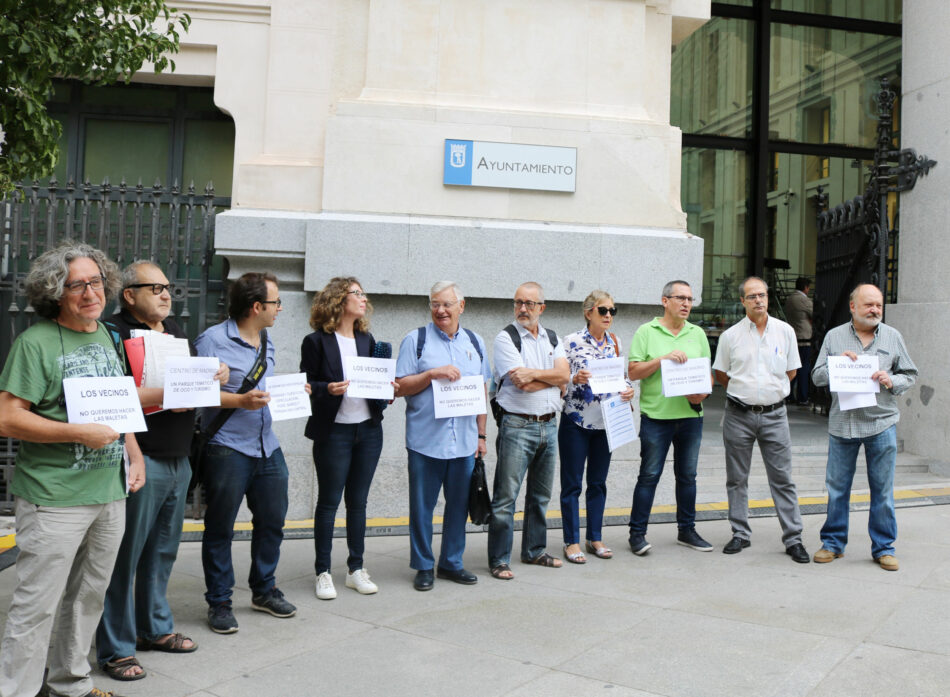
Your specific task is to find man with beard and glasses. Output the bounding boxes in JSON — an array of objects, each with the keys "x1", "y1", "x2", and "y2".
[{"x1": 811, "y1": 283, "x2": 917, "y2": 571}]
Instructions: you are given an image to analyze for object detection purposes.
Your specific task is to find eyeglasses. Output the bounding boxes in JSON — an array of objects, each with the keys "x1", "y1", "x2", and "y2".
[
  {"x1": 665, "y1": 295, "x2": 694, "y2": 304},
  {"x1": 126, "y1": 282, "x2": 172, "y2": 295},
  {"x1": 64, "y1": 276, "x2": 105, "y2": 295},
  {"x1": 260, "y1": 298, "x2": 282, "y2": 308},
  {"x1": 514, "y1": 300, "x2": 541, "y2": 309},
  {"x1": 596, "y1": 306, "x2": 618, "y2": 316},
  {"x1": 743, "y1": 293, "x2": 768, "y2": 301},
  {"x1": 429, "y1": 301, "x2": 458, "y2": 311},
  {"x1": 348, "y1": 290, "x2": 367, "y2": 299}
]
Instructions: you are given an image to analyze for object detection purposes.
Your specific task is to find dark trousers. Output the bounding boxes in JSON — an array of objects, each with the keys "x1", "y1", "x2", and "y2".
[{"x1": 558, "y1": 419, "x2": 611, "y2": 545}]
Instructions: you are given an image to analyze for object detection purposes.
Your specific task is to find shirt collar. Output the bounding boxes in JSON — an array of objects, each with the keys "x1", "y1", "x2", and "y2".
[
  {"x1": 848, "y1": 321, "x2": 881, "y2": 340},
  {"x1": 433, "y1": 322, "x2": 460, "y2": 341},
  {"x1": 118, "y1": 307, "x2": 153, "y2": 331},
  {"x1": 225, "y1": 317, "x2": 257, "y2": 348}
]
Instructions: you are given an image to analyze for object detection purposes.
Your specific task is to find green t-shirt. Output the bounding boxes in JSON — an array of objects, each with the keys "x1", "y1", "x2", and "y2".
[
  {"x1": 0, "y1": 319, "x2": 127, "y2": 506},
  {"x1": 628, "y1": 318, "x2": 711, "y2": 420}
]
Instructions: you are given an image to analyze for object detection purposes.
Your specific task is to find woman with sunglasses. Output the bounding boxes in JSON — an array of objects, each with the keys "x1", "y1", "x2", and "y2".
[
  {"x1": 559, "y1": 290, "x2": 635, "y2": 563},
  {"x1": 301, "y1": 277, "x2": 387, "y2": 600}
]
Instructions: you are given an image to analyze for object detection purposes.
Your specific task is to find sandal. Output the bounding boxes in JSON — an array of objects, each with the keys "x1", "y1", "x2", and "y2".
[
  {"x1": 523, "y1": 552, "x2": 562, "y2": 568},
  {"x1": 136, "y1": 632, "x2": 198, "y2": 653},
  {"x1": 585, "y1": 541, "x2": 613, "y2": 559},
  {"x1": 102, "y1": 656, "x2": 146, "y2": 681},
  {"x1": 563, "y1": 544, "x2": 587, "y2": 564},
  {"x1": 490, "y1": 563, "x2": 514, "y2": 580}
]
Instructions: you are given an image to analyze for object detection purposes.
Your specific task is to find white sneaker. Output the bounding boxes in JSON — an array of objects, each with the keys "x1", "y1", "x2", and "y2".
[
  {"x1": 345, "y1": 568, "x2": 379, "y2": 595},
  {"x1": 315, "y1": 571, "x2": 337, "y2": 600}
]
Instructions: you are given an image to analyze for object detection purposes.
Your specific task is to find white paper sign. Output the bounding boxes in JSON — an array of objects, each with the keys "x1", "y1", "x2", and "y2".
[
  {"x1": 601, "y1": 395, "x2": 638, "y2": 452},
  {"x1": 660, "y1": 357, "x2": 712, "y2": 397},
  {"x1": 343, "y1": 356, "x2": 396, "y2": 399},
  {"x1": 63, "y1": 376, "x2": 147, "y2": 433},
  {"x1": 265, "y1": 373, "x2": 312, "y2": 422},
  {"x1": 432, "y1": 376, "x2": 486, "y2": 419},
  {"x1": 587, "y1": 357, "x2": 627, "y2": 394},
  {"x1": 162, "y1": 356, "x2": 222, "y2": 409},
  {"x1": 828, "y1": 355, "x2": 880, "y2": 393},
  {"x1": 838, "y1": 391, "x2": 878, "y2": 411}
]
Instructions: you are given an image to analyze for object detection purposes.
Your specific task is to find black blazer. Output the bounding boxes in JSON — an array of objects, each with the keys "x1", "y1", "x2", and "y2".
[{"x1": 300, "y1": 329, "x2": 384, "y2": 443}]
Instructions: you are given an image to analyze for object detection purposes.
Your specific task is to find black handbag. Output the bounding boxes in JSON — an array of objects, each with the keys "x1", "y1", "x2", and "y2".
[{"x1": 468, "y1": 455, "x2": 492, "y2": 526}]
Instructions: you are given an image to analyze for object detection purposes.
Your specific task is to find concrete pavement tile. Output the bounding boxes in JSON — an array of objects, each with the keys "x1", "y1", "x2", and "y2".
[
  {"x1": 867, "y1": 587, "x2": 950, "y2": 655},
  {"x1": 562, "y1": 609, "x2": 853, "y2": 697},
  {"x1": 810, "y1": 643, "x2": 950, "y2": 697},
  {"x1": 500, "y1": 671, "x2": 658, "y2": 696},
  {"x1": 673, "y1": 562, "x2": 912, "y2": 641},
  {"x1": 395, "y1": 583, "x2": 658, "y2": 667},
  {"x1": 207, "y1": 625, "x2": 548, "y2": 697},
  {"x1": 919, "y1": 555, "x2": 950, "y2": 591}
]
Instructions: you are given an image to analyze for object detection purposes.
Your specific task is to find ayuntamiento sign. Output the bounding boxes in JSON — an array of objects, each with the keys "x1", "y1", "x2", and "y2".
[{"x1": 443, "y1": 139, "x2": 577, "y2": 193}]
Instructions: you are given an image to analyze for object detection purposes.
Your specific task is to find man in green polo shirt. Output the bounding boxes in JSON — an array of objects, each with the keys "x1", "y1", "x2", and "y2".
[{"x1": 627, "y1": 280, "x2": 713, "y2": 555}]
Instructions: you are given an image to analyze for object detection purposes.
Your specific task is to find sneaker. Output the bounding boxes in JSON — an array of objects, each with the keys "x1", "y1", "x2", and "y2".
[
  {"x1": 629, "y1": 534, "x2": 652, "y2": 556},
  {"x1": 207, "y1": 604, "x2": 238, "y2": 634},
  {"x1": 251, "y1": 587, "x2": 297, "y2": 618},
  {"x1": 677, "y1": 528, "x2": 713, "y2": 552},
  {"x1": 315, "y1": 571, "x2": 337, "y2": 600},
  {"x1": 345, "y1": 568, "x2": 379, "y2": 595}
]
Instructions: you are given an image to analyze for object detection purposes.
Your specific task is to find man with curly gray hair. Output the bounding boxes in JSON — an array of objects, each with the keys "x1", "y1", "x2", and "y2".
[{"x1": 0, "y1": 240, "x2": 146, "y2": 697}]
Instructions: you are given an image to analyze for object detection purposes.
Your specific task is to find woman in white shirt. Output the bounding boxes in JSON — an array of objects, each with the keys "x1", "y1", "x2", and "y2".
[{"x1": 301, "y1": 277, "x2": 387, "y2": 600}]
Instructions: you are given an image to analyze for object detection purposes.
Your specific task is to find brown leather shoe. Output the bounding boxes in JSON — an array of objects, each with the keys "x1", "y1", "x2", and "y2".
[
  {"x1": 813, "y1": 548, "x2": 843, "y2": 563},
  {"x1": 876, "y1": 554, "x2": 899, "y2": 571}
]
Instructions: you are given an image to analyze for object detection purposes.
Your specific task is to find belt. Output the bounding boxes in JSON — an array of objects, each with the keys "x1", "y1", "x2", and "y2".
[
  {"x1": 503, "y1": 410, "x2": 556, "y2": 423},
  {"x1": 726, "y1": 397, "x2": 785, "y2": 414}
]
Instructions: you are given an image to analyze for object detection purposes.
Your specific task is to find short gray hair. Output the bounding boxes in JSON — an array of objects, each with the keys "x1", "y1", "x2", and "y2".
[
  {"x1": 119, "y1": 260, "x2": 161, "y2": 309},
  {"x1": 582, "y1": 289, "x2": 613, "y2": 324},
  {"x1": 662, "y1": 280, "x2": 690, "y2": 298},
  {"x1": 516, "y1": 281, "x2": 545, "y2": 303},
  {"x1": 430, "y1": 281, "x2": 463, "y2": 304},
  {"x1": 738, "y1": 276, "x2": 768, "y2": 298},
  {"x1": 25, "y1": 240, "x2": 120, "y2": 319}
]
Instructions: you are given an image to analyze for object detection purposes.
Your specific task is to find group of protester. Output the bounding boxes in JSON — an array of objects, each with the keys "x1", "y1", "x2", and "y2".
[{"x1": 0, "y1": 241, "x2": 917, "y2": 697}]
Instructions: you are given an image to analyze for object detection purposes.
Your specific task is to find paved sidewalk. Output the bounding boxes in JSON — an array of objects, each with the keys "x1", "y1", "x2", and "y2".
[{"x1": 3, "y1": 504, "x2": 950, "y2": 697}]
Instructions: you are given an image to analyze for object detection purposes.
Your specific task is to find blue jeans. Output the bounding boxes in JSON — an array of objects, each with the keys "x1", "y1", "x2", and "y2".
[
  {"x1": 629, "y1": 414, "x2": 703, "y2": 536},
  {"x1": 97, "y1": 454, "x2": 190, "y2": 665},
  {"x1": 201, "y1": 445, "x2": 289, "y2": 606},
  {"x1": 820, "y1": 425, "x2": 897, "y2": 558},
  {"x1": 487, "y1": 415, "x2": 557, "y2": 567},
  {"x1": 312, "y1": 420, "x2": 383, "y2": 574},
  {"x1": 558, "y1": 419, "x2": 611, "y2": 545},
  {"x1": 407, "y1": 449, "x2": 474, "y2": 571}
]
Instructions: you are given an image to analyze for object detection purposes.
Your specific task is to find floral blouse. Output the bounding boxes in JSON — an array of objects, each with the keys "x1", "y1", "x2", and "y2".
[{"x1": 562, "y1": 327, "x2": 633, "y2": 430}]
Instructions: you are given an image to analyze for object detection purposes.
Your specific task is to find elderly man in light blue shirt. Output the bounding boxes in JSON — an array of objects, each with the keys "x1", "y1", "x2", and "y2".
[{"x1": 395, "y1": 281, "x2": 491, "y2": 591}]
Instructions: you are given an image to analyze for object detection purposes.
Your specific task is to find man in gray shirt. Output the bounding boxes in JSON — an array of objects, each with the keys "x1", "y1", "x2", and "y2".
[{"x1": 811, "y1": 283, "x2": 917, "y2": 571}]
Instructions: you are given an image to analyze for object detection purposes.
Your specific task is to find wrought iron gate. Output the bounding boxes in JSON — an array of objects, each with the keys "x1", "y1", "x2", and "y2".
[
  {"x1": 1, "y1": 178, "x2": 231, "y2": 512},
  {"x1": 811, "y1": 78, "x2": 936, "y2": 411}
]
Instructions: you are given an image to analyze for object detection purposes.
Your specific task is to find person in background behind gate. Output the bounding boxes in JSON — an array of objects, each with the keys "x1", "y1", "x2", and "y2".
[
  {"x1": 784, "y1": 277, "x2": 813, "y2": 406},
  {"x1": 301, "y1": 277, "x2": 387, "y2": 600},
  {"x1": 0, "y1": 241, "x2": 146, "y2": 697}
]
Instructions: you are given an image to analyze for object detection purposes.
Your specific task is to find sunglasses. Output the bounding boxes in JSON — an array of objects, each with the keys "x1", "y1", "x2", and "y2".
[{"x1": 596, "y1": 306, "x2": 618, "y2": 316}]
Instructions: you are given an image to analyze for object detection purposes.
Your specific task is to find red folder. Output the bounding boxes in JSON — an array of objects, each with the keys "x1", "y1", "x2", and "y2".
[{"x1": 124, "y1": 337, "x2": 161, "y2": 415}]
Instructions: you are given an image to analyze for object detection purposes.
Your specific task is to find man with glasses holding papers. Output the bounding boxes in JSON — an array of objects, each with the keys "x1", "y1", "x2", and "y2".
[
  {"x1": 395, "y1": 281, "x2": 491, "y2": 591},
  {"x1": 810, "y1": 283, "x2": 917, "y2": 571},
  {"x1": 627, "y1": 280, "x2": 713, "y2": 556}
]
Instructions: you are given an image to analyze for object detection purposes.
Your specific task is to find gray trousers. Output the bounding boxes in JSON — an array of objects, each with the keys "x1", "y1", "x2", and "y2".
[
  {"x1": 722, "y1": 402, "x2": 803, "y2": 547},
  {"x1": 0, "y1": 497, "x2": 125, "y2": 697}
]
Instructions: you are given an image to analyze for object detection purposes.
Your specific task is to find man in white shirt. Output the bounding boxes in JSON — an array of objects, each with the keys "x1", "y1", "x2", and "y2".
[
  {"x1": 486, "y1": 282, "x2": 569, "y2": 580},
  {"x1": 712, "y1": 277, "x2": 809, "y2": 563}
]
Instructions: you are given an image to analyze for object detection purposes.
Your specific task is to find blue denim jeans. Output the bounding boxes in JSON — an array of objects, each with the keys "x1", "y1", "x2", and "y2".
[
  {"x1": 487, "y1": 415, "x2": 557, "y2": 567},
  {"x1": 628, "y1": 414, "x2": 703, "y2": 536},
  {"x1": 201, "y1": 445, "x2": 289, "y2": 606},
  {"x1": 312, "y1": 419, "x2": 383, "y2": 574},
  {"x1": 558, "y1": 419, "x2": 611, "y2": 545},
  {"x1": 407, "y1": 449, "x2": 474, "y2": 571},
  {"x1": 820, "y1": 425, "x2": 897, "y2": 558},
  {"x1": 97, "y1": 454, "x2": 190, "y2": 665}
]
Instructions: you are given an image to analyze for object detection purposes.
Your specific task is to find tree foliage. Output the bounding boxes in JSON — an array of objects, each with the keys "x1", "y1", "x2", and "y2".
[{"x1": 0, "y1": 1, "x2": 190, "y2": 194}]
